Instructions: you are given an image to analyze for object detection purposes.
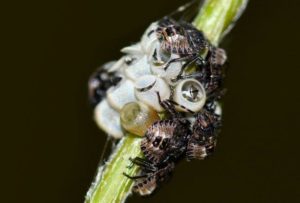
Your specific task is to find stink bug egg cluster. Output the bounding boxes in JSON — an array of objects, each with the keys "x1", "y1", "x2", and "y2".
[{"x1": 88, "y1": 13, "x2": 227, "y2": 195}]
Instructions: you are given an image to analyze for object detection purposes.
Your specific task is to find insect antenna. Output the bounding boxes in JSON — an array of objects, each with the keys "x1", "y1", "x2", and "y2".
[
  {"x1": 86, "y1": 136, "x2": 114, "y2": 199},
  {"x1": 91, "y1": 136, "x2": 113, "y2": 184},
  {"x1": 99, "y1": 135, "x2": 112, "y2": 166},
  {"x1": 168, "y1": 0, "x2": 203, "y2": 22}
]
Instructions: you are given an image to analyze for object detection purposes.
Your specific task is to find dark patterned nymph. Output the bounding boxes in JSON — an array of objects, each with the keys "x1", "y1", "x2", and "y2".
[
  {"x1": 151, "y1": 17, "x2": 210, "y2": 74},
  {"x1": 199, "y1": 46, "x2": 227, "y2": 100},
  {"x1": 187, "y1": 102, "x2": 222, "y2": 160},
  {"x1": 124, "y1": 92, "x2": 192, "y2": 196},
  {"x1": 88, "y1": 62, "x2": 122, "y2": 107},
  {"x1": 180, "y1": 46, "x2": 228, "y2": 101},
  {"x1": 150, "y1": 17, "x2": 228, "y2": 92}
]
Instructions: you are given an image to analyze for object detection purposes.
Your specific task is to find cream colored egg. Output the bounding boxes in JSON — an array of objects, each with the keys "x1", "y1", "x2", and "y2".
[
  {"x1": 121, "y1": 43, "x2": 143, "y2": 55},
  {"x1": 173, "y1": 78, "x2": 206, "y2": 112},
  {"x1": 150, "y1": 53, "x2": 183, "y2": 85},
  {"x1": 140, "y1": 22, "x2": 159, "y2": 54},
  {"x1": 124, "y1": 55, "x2": 151, "y2": 81},
  {"x1": 94, "y1": 99, "x2": 124, "y2": 139},
  {"x1": 107, "y1": 56, "x2": 128, "y2": 75},
  {"x1": 107, "y1": 79, "x2": 137, "y2": 111},
  {"x1": 134, "y1": 75, "x2": 171, "y2": 112},
  {"x1": 120, "y1": 102, "x2": 159, "y2": 136}
]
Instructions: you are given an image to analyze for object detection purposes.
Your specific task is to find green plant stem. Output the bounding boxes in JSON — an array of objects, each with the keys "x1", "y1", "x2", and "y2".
[
  {"x1": 85, "y1": 135, "x2": 142, "y2": 203},
  {"x1": 194, "y1": 0, "x2": 248, "y2": 45},
  {"x1": 85, "y1": 0, "x2": 248, "y2": 203}
]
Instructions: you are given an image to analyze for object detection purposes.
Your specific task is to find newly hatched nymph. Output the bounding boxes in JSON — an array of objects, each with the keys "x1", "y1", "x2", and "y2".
[
  {"x1": 124, "y1": 92, "x2": 192, "y2": 196},
  {"x1": 151, "y1": 17, "x2": 209, "y2": 77},
  {"x1": 124, "y1": 99, "x2": 222, "y2": 195},
  {"x1": 194, "y1": 46, "x2": 227, "y2": 101},
  {"x1": 187, "y1": 103, "x2": 222, "y2": 160},
  {"x1": 151, "y1": 16, "x2": 228, "y2": 93}
]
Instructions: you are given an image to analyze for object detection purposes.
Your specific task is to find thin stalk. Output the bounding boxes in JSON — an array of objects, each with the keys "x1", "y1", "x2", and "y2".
[
  {"x1": 194, "y1": 0, "x2": 248, "y2": 45},
  {"x1": 85, "y1": 0, "x2": 248, "y2": 203},
  {"x1": 85, "y1": 135, "x2": 142, "y2": 203}
]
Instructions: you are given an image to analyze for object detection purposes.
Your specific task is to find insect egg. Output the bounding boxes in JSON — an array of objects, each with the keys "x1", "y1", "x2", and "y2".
[
  {"x1": 173, "y1": 78, "x2": 206, "y2": 112},
  {"x1": 123, "y1": 55, "x2": 151, "y2": 81},
  {"x1": 106, "y1": 79, "x2": 137, "y2": 111},
  {"x1": 94, "y1": 99, "x2": 124, "y2": 139},
  {"x1": 120, "y1": 102, "x2": 160, "y2": 136},
  {"x1": 151, "y1": 46, "x2": 171, "y2": 66},
  {"x1": 134, "y1": 75, "x2": 171, "y2": 112},
  {"x1": 107, "y1": 56, "x2": 126, "y2": 72},
  {"x1": 140, "y1": 22, "x2": 159, "y2": 54},
  {"x1": 121, "y1": 43, "x2": 143, "y2": 56}
]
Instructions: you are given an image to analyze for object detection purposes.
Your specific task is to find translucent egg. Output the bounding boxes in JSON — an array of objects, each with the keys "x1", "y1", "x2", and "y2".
[{"x1": 120, "y1": 102, "x2": 159, "y2": 136}]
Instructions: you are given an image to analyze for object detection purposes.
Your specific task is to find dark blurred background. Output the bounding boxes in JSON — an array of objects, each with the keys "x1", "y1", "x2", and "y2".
[{"x1": 2, "y1": 0, "x2": 300, "y2": 202}]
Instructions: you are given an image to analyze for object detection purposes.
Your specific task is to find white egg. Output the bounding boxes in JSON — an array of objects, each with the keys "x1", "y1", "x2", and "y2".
[
  {"x1": 150, "y1": 52, "x2": 183, "y2": 85},
  {"x1": 173, "y1": 78, "x2": 206, "y2": 112},
  {"x1": 101, "y1": 60, "x2": 117, "y2": 70},
  {"x1": 124, "y1": 55, "x2": 151, "y2": 81},
  {"x1": 121, "y1": 43, "x2": 143, "y2": 56},
  {"x1": 107, "y1": 79, "x2": 137, "y2": 111},
  {"x1": 134, "y1": 75, "x2": 171, "y2": 112},
  {"x1": 94, "y1": 99, "x2": 124, "y2": 139},
  {"x1": 140, "y1": 22, "x2": 159, "y2": 55},
  {"x1": 108, "y1": 56, "x2": 126, "y2": 72}
]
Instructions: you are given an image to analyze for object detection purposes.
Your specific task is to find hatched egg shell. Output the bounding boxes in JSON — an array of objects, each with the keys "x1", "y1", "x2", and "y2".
[
  {"x1": 108, "y1": 56, "x2": 126, "y2": 73},
  {"x1": 124, "y1": 55, "x2": 151, "y2": 81},
  {"x1": 173, "y1": 79, "x2": 206, "y2": 112},
  {"x1": 102, "y1": 60, "x2": 117, "y2": 71},
  {"x1": 120, "y1": 102, "x2": 160, "y2": 136},
  {"x1": 134, "y1": 75, "x2": 171, "y2": 112},
  {"x1": 94, "y1": 99, "x2": 124, "y2": 139},
  {"x1": 107, "y1": 79, "x2": 136, "y2": 111},
  {"x1": 141, "y1": 22, "x2": 159, "y2": 54},
  {"x1": 121, "y1": 43, "x2": 143, "y2": 56},
  {"x1": 150, "y1": 53, "x2": 183, "y2": 85}
]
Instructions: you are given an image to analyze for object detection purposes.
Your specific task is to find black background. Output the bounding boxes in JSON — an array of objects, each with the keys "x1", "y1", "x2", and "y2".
[{"x1": 2, "y1": 0, "x2": 300, "y2": 202}]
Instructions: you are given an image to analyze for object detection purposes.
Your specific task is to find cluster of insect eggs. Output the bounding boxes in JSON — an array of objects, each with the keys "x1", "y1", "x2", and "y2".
[{"x1": 89, "y1": 21, "x2": 212, "y2": 139}]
